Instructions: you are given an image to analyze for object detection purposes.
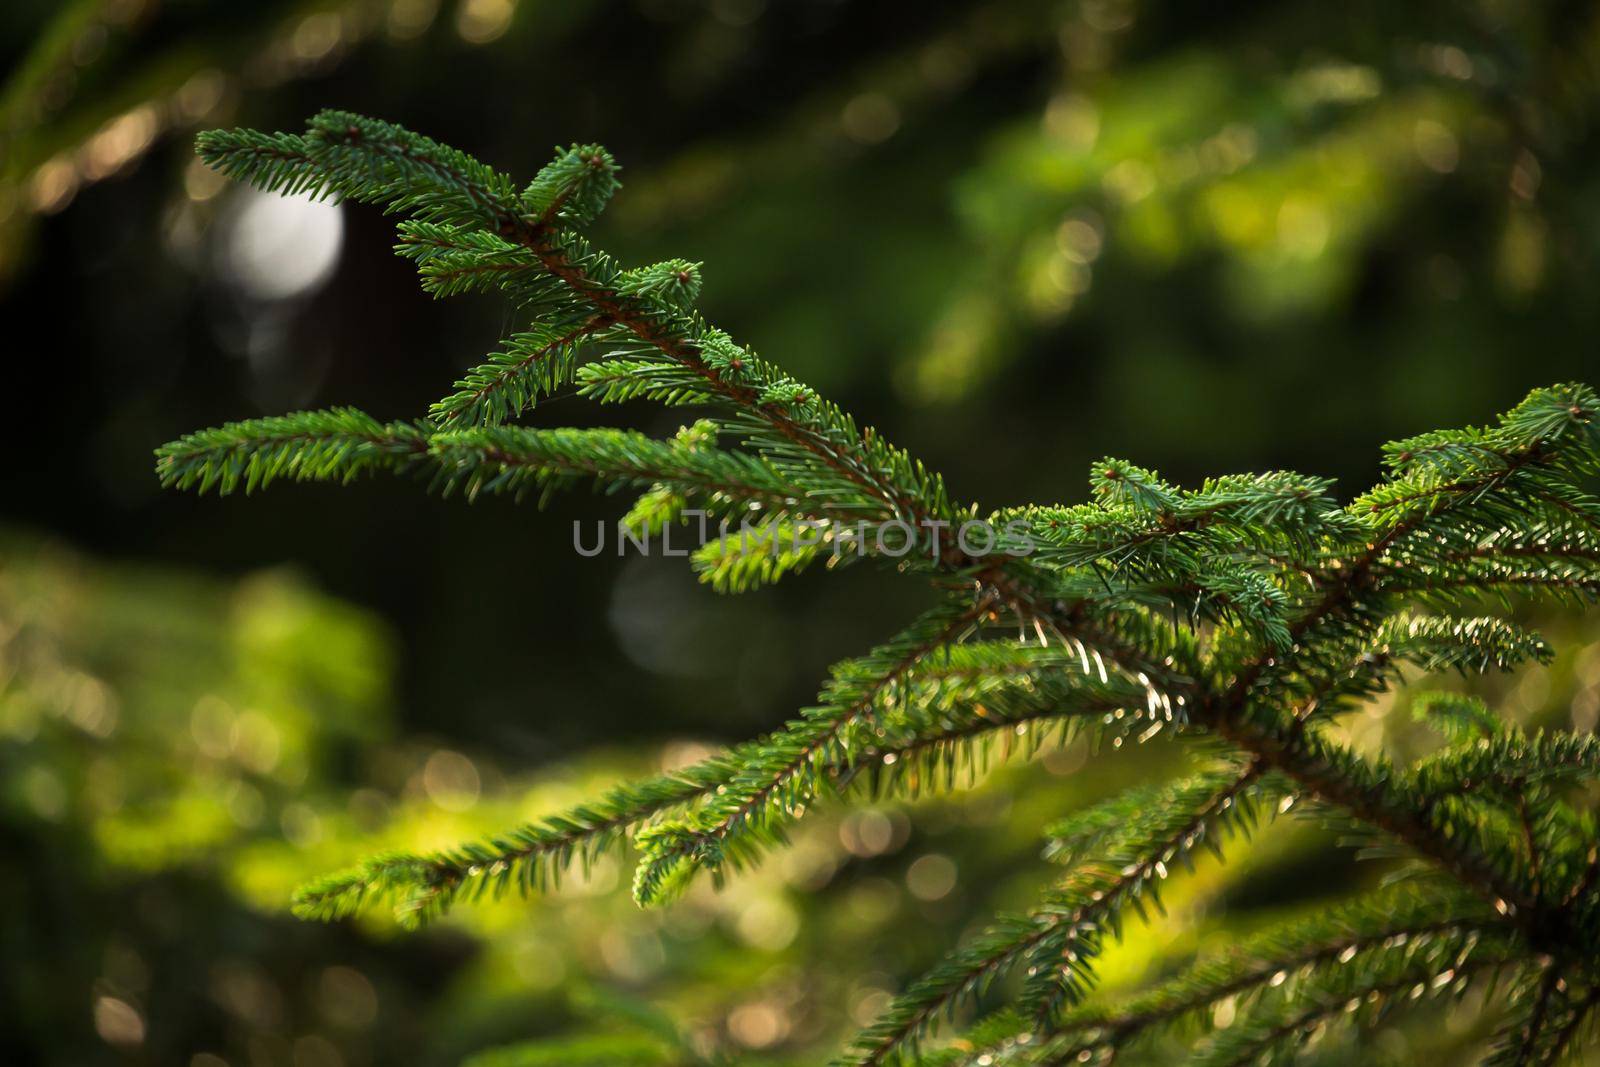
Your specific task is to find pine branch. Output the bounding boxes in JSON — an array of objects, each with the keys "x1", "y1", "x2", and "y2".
[
  {"x1": 393, "y1": 221, "x2": 550, "y2": 303},
  {"x1": 631, "y1": 596, "x2": 999, "y2": 906},
  {"x1": 576, "y1": 356, "x2": 717, "y2": 408},
  {"x1": 302, "y1": 642, "x2": 1128, "y2": 927},
  {"x1": 157, "y1": 411, "x2": 806, "y2": 516},
  {"x1": 947, "y1": 884, "x2": 1496, "y2": 1066},
  {"x1": 195, "y1": 112, "x2": 961, "y2": 566},
  {"x1": 852, "y1": 641, "x2": 1174, "y2": 798},
  {"x1": 1185, "y1": 936, "x2": 1525, "y2": 1067},
  {"x1": 1410, "y1": 691, "x2": 1503, "y2": 745},
  {"x1": 1186, "y1": 390, "x2": 1600, "y2": 946},
  {"x1": 508, "y1": 234, "x2": 943, "y2": 526},
  {"x1": 162, "y1": 112, "x2": 1600, "y2": 1065},
  {"x1": 292, "y1": 757, "x2": 734, "y2": 927},
  {"x1": 1492, "y1": 962, "x2": 1567, "y2": 1067},
  {"x1": 198, "y1": 112, "x2": 527, "y2": 230},
  {"x1": 154, "y1": 409, "x2": 429, "y2": 495},
  {"x1": 1016, "y1": 466, "x2": 1347, "y2": 572},
  {"x1": 1210, "y1": 711, "x2": 1541, "y2": 931},
  {"x1": 1370, "y1": 613, "x2": 1553, "y2": 674},
  {"x1": 1018, "y1": 763, "x2": 1277, "y2": 1023},
  {"x1": 430, "y1": 318, "x2": 606, "y2": 427},
  {"x1": 1413, "y1": 731, "x2": 1600, "y2": 797},
  {"x1": 1539, "y1": 986, "x2": 1600, "y2": 1066},
  {"x1": 840, "y1": 762, "x2": 1268, "y2": 1066},
  {"x1": 689, "y1": 517, "x2": 833, "y2": 594}
]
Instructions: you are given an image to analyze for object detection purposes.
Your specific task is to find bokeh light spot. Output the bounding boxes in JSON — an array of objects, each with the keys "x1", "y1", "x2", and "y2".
[
  {"x1": 422, "y1": 749, "x2": 481, "y2": 811},
  {"x1": 93, "y1": 995, "x2": 145, "y2": 1047},
  {"x1": 905, "y1": 853, "x2": 958, "y2": 901},
  {"x1": 221, "y1": 188, "x2": 344, "y2": 301}
]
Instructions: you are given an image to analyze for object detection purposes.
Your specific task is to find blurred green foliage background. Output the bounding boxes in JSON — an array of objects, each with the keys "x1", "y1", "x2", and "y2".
[{"x1": 3, "y1": 0, "x2": 1600, "y2": 1063}]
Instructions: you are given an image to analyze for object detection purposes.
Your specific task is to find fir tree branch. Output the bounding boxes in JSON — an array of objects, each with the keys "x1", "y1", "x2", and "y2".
[
  {"x1": 157, "y1": 411, "x2": 814, "y2": 517},
  {"x1": 1541, "y1": 986, "x2": 1600, "y2": 1066},
  {"x1": 1189, "y1": 947, "x2": 1522, "y2": 1067},
  {"x1": 431, "y1": 318, "x2": 608, "y2": 427},
  {"x1": 1211, "y1": 713, "x2": 1540, "y2": 931},
  {"x1": 198, "y1": 113, "x2": 960, "y2": 545},
  {"x1": 631, "y1": 596, "x2": 999, "y2": 905},
  {"x1": 1185, "y1": 389, "x2": 1599, "y2": 949},
  {"x1": 301, "y1": 644, "x2": 1132, "y2": 927},
  {"x1": 1413, "y1": 731, "x2": 1600, "y2": 797},
  {"x1": 497, "y1": 224, "x2": 938, "y2": 529},
  {"x1": 291, "y1": 756, "x2": 735, "y2": 927},
  {"x1": 945, "y1": 886, "x2": 1496, "y2": 1066},
  {"x1": 1372, "y1": 614, "x2": 1552, "y2": 674},
  {"x1": 165, "y1": 113, "x2": 1600, "y2": 1064},
  {"x1": 841, "y1": 762, "x2": 1267, "y2": 1066},
  {"x1": 154, "y1": 409, "x2": 430, "y2": 495},
  {"x1": 1562, "y1": 845, "x2": 1600, "y2": 911},
  {"x1": 1504, "y1": 963, "x2": 1566, "y2": 1067}
]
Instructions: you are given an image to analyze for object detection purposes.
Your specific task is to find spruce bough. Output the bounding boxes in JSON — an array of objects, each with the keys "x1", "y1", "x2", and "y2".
[{"x1": 158, "y1": 111, "x2": 1600, "y2": 1064}]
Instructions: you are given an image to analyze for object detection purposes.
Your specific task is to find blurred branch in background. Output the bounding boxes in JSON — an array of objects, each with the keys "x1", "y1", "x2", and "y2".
[
  {"x1": 10, "y1": 1, "x2": 1600, "y2": 412},
  {"x1": 0, "y1": 0, "x2": 598, "y2": 282},
  {"x1": 905, "y1": 1, "x2": 1600, "y2": 403}
]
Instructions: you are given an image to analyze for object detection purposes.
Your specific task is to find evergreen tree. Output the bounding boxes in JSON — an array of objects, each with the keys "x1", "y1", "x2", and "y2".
[{"x1": 158, "y1": 112, "x2": 1600, "y2": 1065}]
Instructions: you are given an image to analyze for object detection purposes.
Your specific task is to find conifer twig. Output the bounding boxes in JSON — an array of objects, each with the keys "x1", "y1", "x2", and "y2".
[{"x1": 161, "y1": 112, "x2": 1600, "y2": 1066}]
